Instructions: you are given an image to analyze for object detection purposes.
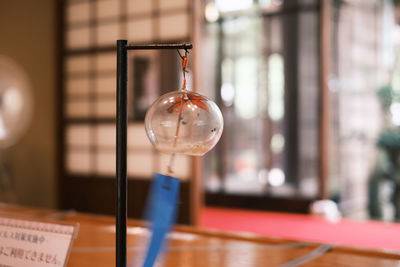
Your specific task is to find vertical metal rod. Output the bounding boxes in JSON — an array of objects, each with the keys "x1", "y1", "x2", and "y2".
[{"x1": 116, "y1": 39, "x2": 128, "y2": 267}]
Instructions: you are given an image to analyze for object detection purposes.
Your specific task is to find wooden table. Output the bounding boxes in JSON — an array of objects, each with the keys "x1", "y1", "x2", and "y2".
[{"x1": 0, "y1": 204, "x2": 399, "y2": 266}]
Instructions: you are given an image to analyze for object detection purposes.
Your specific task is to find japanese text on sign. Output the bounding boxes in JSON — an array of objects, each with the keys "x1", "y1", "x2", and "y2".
[{"x1": 0, "y1": 217, "x2": 77, "y2": 267}]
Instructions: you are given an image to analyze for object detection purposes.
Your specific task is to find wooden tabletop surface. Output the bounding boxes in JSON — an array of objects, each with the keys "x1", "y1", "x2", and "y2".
[{"x1": 0, "y1": 204, "x2": 399, "y2": 267}]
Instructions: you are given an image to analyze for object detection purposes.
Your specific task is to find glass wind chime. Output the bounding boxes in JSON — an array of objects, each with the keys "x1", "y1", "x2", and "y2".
[
  {"x1": 145, "y1": 49, "x2": 223, "y2": 173},
  {"x1": 139, "y1": 49, "x2": 223, "y2": 267}
]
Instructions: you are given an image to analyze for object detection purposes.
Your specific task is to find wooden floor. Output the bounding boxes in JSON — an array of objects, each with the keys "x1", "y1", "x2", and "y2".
[{"x1": 1, "y1": 204, "x2": 400, "y2": 266}]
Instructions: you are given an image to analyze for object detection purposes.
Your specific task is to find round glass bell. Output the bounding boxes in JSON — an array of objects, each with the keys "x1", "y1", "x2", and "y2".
[{"x1": 145, "y1": 90, "x2": 223, "y2": 156}]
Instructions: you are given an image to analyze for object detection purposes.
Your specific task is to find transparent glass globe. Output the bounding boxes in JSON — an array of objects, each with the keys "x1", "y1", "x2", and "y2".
[{"x1": 145, "y1": 90, "x2": 223, "y2": 156}]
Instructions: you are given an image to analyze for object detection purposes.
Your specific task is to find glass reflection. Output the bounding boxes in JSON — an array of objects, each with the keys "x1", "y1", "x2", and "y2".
[{"x1": 267, "y1": 53, "x2": 284, "y2": 122}]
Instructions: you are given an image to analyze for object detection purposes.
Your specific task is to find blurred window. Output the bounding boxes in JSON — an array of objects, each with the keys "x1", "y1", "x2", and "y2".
[{"x1": 203, "y1": 0, "x2": 320, "y2": 207}]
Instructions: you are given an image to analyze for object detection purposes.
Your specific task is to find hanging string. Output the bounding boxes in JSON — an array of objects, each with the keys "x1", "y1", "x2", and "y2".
[
  {"x1": 177, "y1": 49, "x2": 189, "y2": 90},
  {"x1": 167, "y1": 49, "x2": 190, "y2": 175}
]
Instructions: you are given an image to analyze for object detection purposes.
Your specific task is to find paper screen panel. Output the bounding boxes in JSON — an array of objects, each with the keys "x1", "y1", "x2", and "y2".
[
  {"x1": 95, "y1": 99, "x2": 115, "y2": 118},
  {"x1": 66, "y1": 149, "x2": 92, "y2": 174},
  {"x1": 66, "y1": 99, "x2": 91, "y2": 118},
  {"x1": 96, "y1": 22, "x2": 121, "y2": 46},
  {"x1": 159, "y1": 0, "x2": 187, "y2": 11},
  {"x1": 96, "y1": 124, "x2": 116, "y2": 147},
  {"x1": 158, "y1": 13, "x2": 189, "y2": 40},
  {"x1": 66, "y1": 1, "x2": 91, "y2": 24},
  {"x1": 127, "y1": 18, "x2": 153, "y2": 43},
  {"x1": 127, "y1": 152, "x2": 153, "y2": 177},
  {"x1": 127, "y1": 0, "x2": 152, "y2": 15},
  {"x1": 62, "y1": 0, "x2": 194, "y2": 182},
  {"x1": 66, "y1": 125, "x2": 92, "y2": 147},
  {"x1": 66, "y1": 77, "x2": 90, "y2": 96},
  {"x1": 158, "y1": 153, "x2": 191, "y2": 180},
  {"x1": 66, "y1": 55, "x2": 91, "y2": 74},
  {"x1": 96, "y1": 0, "x2": 120, "y2": 20},
  {"x1": 96, "y1": 52, "x2": 116, "y2": 73},
  {"x1": 127, "y1": 124, "x2": 152, "y2": 149},
  {"x1": 96, "y1": 151, "x2": 116, "y2": 175},
  {"x1": 66, "y1": 27, "x2": 91, "y2": 49},
  {"x1": 95, "y1": 75, "x2": 116, "y2": 95}
]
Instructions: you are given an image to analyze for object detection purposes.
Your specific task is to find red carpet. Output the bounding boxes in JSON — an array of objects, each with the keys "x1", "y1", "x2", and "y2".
[{"x1": 199, "y1": 207, "x2": 400, "y2": 251}]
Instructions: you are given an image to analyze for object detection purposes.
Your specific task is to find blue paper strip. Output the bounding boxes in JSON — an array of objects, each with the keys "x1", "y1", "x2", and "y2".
[{"x1": 142, "y1": 173, "x2": 180, "y2": 267}]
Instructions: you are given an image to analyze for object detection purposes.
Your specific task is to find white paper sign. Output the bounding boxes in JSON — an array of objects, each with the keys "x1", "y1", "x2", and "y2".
[{"x1": 0, "y1": 217, "x2": 78, "y2": 267}]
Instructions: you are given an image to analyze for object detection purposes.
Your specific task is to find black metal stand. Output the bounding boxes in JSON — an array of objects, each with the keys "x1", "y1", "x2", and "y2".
[{"x1": 116, "y1": 40, "x2": 192, "y2": 267}]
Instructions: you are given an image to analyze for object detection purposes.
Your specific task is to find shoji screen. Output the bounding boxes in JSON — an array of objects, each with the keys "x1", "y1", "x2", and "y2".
[{"x1": 60, "y1": 0, "x2": 194, "y2": 223}]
